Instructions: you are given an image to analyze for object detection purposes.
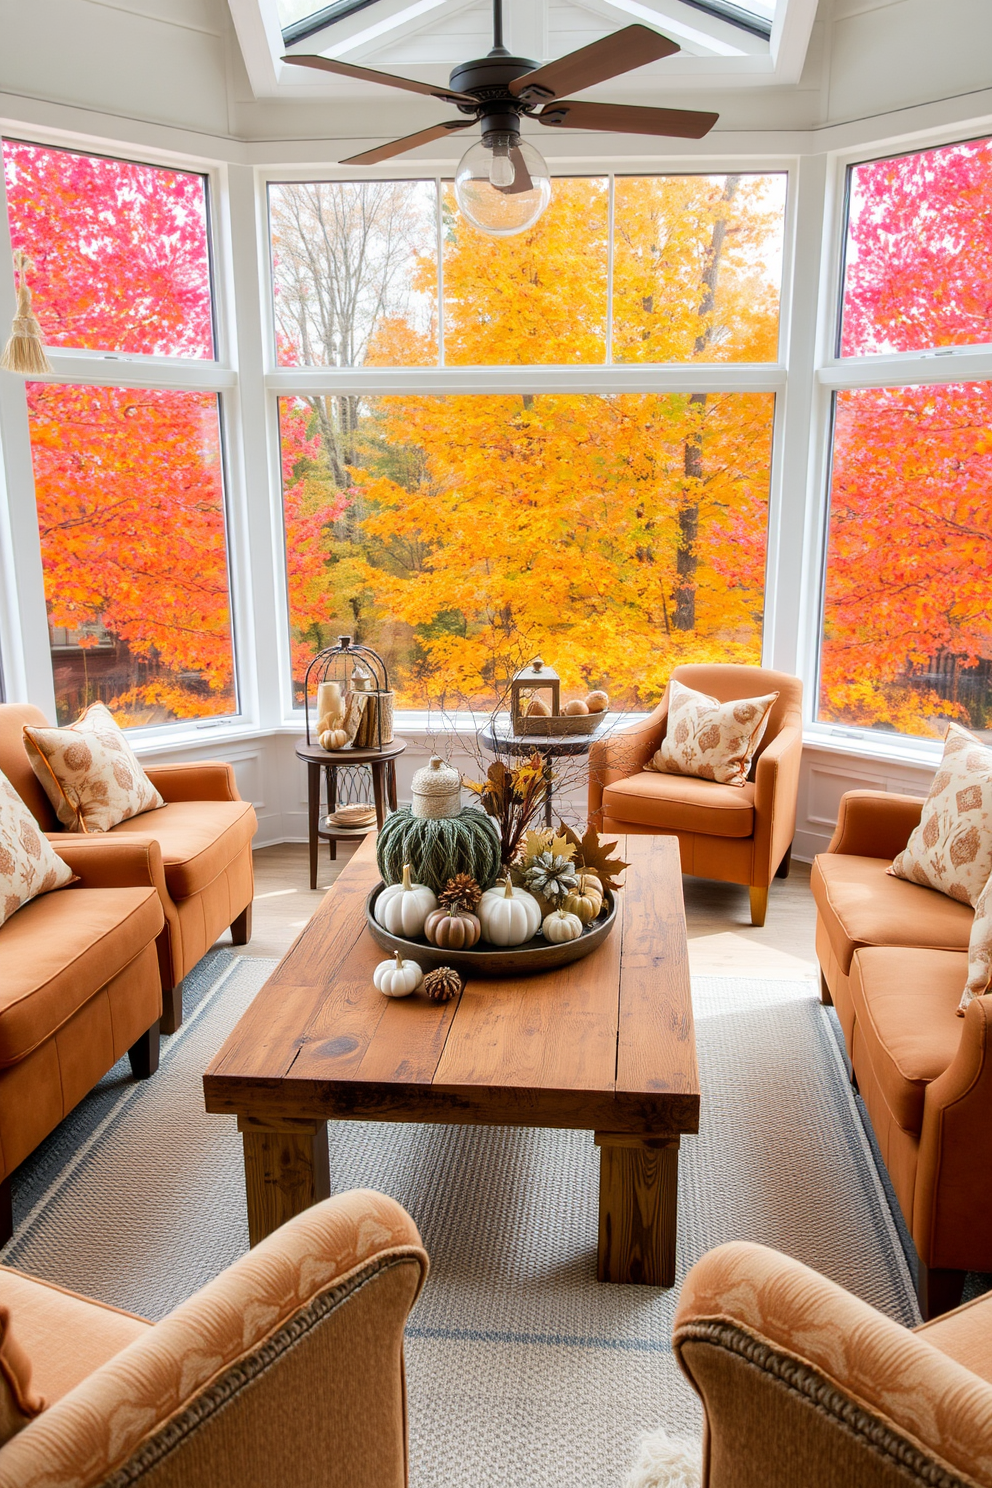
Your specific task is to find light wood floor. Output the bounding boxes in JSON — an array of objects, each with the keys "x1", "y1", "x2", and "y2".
[{"x1": 221, "y1": 839, "x2": 818, "y2": 982}]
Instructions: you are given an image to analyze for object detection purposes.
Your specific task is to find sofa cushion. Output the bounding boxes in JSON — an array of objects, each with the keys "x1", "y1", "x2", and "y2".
[
  {"x1": 0, "y1": 887, "x2": 162, "y2": 1066},
  {"x1": 960, "y1": 871, "x2": 992, "y2": 1017},
  {"x1": 811, "y1": 853, "x2": 972, "y2": 976},
  {"x1": 849, "y1": 946, "x2": 967, "y2": 1134},
  {"x1": 23, "y1": 703, "x2": 164, "y2": 834},
  {"x1": 0, "y1": 1268, "x2": 150, "y2": 1406},
  {"x1": 916, "y1": 1292, "x2": 992, "y2": 1385},
  {"x1": 0, "y1": 1303, "x2": 44, "y2": 1444},
  {"x1": 0, "y1": 771, "x2": 73, "y2": 929},
  {"x1": 108, "y1": 799, "x2": 256, "y2": 901},
  {"x1": 603, "y1": 771, "x2": 755, "y2": 837}
]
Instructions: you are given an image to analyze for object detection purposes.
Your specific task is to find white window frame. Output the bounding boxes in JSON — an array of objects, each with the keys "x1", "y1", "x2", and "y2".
[
  {"x1": 803, "y1": 116, "x2": 992, "y2": 769},
  {"x1": 0, "y1": 127, "x2": 255, "y2": 746},
  {"x1": 259, "y1": 155, "x2": 798, "y2": 730}
]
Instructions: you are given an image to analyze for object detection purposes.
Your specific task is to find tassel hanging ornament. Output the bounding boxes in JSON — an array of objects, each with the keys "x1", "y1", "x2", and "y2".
[{"x1": 1, "y1": 251, "x2": 52, "y2": 375}]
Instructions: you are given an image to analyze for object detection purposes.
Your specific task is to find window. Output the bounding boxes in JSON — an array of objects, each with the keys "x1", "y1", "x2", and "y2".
[
  {"x1": 819, "y1": 134, "x2": 992, "y2": 744},
  {"x1": 3, "y1": 140, "x2": 236, "y2": 728},
  {"x1": 271, "y1": 173, "x2": 784, "y2": 711}
]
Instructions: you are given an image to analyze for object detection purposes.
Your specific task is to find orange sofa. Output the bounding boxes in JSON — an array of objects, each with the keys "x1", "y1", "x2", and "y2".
[
  {"x1": 0, "y1": 1191, "x2": 427, "y2": 1488},
  {"x1": 0, "y1": 705, "x2": 257, "y2": 1033},
  {"x1": 812, "y1": 790, "x2": 984, "y2": 1317},
  {"x1": 675, "y1": 1240, "x2": 992, "y2": 1488},
  {"x1": 0, "y1": 835, "x2": 164, "y2": 1245},
  {"x1": 588, "y1": 664, "x2": 803, "y2": 925}
]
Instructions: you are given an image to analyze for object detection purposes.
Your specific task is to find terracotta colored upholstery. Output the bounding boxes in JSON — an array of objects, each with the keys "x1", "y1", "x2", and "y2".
[
  {"x1": 603, "y1": 773, "x2": 755, "y2": 837},
  {"x1": 0, "y1": 1270, "x2": 151, "y2": 1405},
  {"x1": 589, "y1": 665, "x2": 802, "y2": 923},
  {"x1": 0, "y1": 706, "x2": 257, "y2": 1030},
  {"x1": 814, "y1": 788, "x2": 992, "y2": 1310},
  {"x1": 0, "y1": 1191, "x2": 428, "y2": 1488},
  {"x1": 811, "y1": 852, "x2": 972, "y2": 976},
  {"x1": 674, "y1": 1240, "x2": 992, "y2": 1488},
  {"x1": 0, "y1": 887, "x2": 162, "y2": 1065}
]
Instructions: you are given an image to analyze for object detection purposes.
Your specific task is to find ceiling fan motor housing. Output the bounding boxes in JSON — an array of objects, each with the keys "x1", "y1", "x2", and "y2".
[{"x1": 449, "y1": 53, "x2": 546, "y2": 139}]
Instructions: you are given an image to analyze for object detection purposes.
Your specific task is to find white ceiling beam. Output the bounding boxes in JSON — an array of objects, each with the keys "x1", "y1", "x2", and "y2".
[{"x1": 770, "y1": 0, "x2": 818, "y2": 83}]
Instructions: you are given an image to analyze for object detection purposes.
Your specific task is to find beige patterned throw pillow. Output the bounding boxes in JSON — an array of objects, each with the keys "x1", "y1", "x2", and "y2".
[
  {"x1": 23, "y1": 701, "x2": 164, "y2": 833},
  {"x1": 650, "y1": 679, "x2": 779, "y2": 787},
  {"x1": 889, "y1": 723, "x2": 992, "y2": 907},
  {"x1": 960, "y1": 873, "x2": 992, "y2": 1016},
  {"x1": 0, "y1": 769, "x2": 74, "y2": 927}
]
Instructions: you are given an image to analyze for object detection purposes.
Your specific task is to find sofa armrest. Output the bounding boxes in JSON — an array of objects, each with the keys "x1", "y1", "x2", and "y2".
[
  {"x1": 48, "y1": 834, "x2": 169, "y2": 898},
  {"x1": 588, "y1": 697, "x2": 669, "y2": 828},
  {"x1": 752, "y1": 723, "x2": 803, "y2": 885},
  {"x1": 826, "y1": 790, "x2": 924, "y2": 859},
  {"x1": 673, "y1": 1241, "x2": 992, "y2": 1488},
  {"x1": 144, "y1": 760, "x2": 241, "y2": 803},
  {"x1": 1, "y1": 1191, "x2": 428, "y2": 1488}
]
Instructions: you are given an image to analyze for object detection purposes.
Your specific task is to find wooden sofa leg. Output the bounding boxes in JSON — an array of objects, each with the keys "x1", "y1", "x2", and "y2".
[
  {"x1": 230, "y1": 903, "x2": 252, "y2": 947},
  {"x1": 819, "y1": 970, "x2": 833, "y2": 1006},
  {"x1": 749, "y1": 886, "x2": 768, "y2": 928},
  {"x1": 775, "y1": 843, "x2": 792, "y2": 879},
  {"x1": 128, "y1": 1022, "x2": 160, "y2": 1080},
  {"x1": 0, "y1": 1174, "x2": 11, "y2": 1247},
  {"x1": 917, "y1": 1260, "x2": 966, "y2": 1321},
  {"x1": 160, "y1": 984, "x2": 183, "y2": 1036}
]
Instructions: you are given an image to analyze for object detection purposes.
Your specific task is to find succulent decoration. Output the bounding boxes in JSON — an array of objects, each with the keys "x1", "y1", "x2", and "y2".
[{"x1": 522, "y1": 851, "x2": 579, "y2": 905}]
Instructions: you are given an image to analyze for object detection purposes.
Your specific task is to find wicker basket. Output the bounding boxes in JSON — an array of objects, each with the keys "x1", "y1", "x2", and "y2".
[{"x1": 517, "y1": 712, "x2": 599, "y2": 737}]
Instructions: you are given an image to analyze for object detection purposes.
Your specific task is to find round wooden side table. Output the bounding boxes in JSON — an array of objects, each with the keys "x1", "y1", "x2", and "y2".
[
  {"x1": 295, "y1": 738, "x2": 406, "y2": 890},
  {"x1": 480, "y1": 714, "x2": 612, "y2": 827}
]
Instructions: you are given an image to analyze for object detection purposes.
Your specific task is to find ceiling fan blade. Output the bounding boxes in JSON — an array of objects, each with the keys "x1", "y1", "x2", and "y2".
[
  {"x1": 496, "y1": 147, "x2": 535, "y2": 195},
  {"x1": 340, "y1": 120, "x2": 475, "y2": 167},
  {"x1": 282, "y1": 53, "x2": 477, "y2": 106},
  {"x1": 510, "y1": 25, "x2": 679, "y2": 104},
  {"x1": 536, "y1": 100, "x2": 718, "y2": 140}
]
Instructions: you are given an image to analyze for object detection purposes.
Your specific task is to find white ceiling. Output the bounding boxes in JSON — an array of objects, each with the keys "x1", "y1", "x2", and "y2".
[{"x1": 229, "y1": 0, "x2": 819, "y2": 99}]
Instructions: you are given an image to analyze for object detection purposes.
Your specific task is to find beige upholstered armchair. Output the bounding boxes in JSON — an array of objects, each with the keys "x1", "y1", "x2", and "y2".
[
  {"x1": 0, "y1": 1191, "x2": 428, "y2": 1488},
  {"x1": 674, "y1": 1240, "x2": 992, "y2": 1488},
  {"x1": 588, "y1": 664, "x2": 803, "y2": 926}
]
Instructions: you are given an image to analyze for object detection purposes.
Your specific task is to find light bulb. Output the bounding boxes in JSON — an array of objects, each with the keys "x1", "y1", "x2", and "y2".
[
  {"x1": 454, "y1": 136, "x2": 553, "y2": 239},
  {"x1": 489, "y1": 144, "x2": 515, "y2": 190}
]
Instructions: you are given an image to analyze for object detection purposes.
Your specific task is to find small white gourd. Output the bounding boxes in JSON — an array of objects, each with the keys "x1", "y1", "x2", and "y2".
[
  {"x1": 373, "y1": 951, "x2": 423, "y2": 998},
  {"x1": 542, "y1": 908, "x2": 584, "y2": 944},
  {"x1": 478, "y1": 877, "x2": 542, "y2": 946},
  {"x1": 374, "y1": 863, "x2": 437, "y2": 938}
]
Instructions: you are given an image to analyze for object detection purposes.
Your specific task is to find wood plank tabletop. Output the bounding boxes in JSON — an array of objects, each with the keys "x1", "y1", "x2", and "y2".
[{"x1": 203, "y1": 833, "x2": 699, "y2": 1136}]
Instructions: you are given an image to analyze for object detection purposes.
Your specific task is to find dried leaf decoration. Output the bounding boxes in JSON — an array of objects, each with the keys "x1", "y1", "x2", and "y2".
[
  {"x1": 557, "y1": 822, "x2": 631, "y2": 892},
  {"x1": 463, "y1": 752, "x2": 549, "y2": 867},
  {"x1": 516, "y1": 828, "x2": 576, "y2": 867}
]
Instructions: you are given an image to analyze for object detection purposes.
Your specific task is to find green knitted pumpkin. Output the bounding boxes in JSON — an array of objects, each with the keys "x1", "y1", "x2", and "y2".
[{"x1": 376, "y1": 807, "x2": 501, "y2": 894}]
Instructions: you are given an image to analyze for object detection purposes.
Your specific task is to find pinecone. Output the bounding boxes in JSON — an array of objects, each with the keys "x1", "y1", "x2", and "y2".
[
  {"x1": 438, "y1": 873, "x2": 482, "y2": 913},
  {"x1": 423, "y1": 966, "x2": 463, "y2": 1003},
  {"x1": 522, "y1": 851, "x2": 579, "y2": 905}
]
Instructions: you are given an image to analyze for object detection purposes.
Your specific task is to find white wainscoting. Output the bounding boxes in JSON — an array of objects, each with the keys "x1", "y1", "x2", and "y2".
[{"x1": 134, "y1": 724, "x2": 939, "y2": 863}]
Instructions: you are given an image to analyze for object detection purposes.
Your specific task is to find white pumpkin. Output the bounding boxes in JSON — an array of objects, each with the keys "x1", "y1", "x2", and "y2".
[
  {"x1": 373, "y1": 951, "x2": 423, "y2": 998},
  {"x1": 374, "y1": 864, "x2": 437, "y2": 938},
  {"x1": 542, "y1": 908, "x2": 584, "y2": 944},
  {"x1": 479, "y1": 877, "x2": 542, "y2": 946}
]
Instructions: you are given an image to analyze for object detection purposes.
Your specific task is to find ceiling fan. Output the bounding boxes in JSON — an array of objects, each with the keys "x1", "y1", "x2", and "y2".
[{"x1": 283, "y1": 0, "x2": 718, "y2": 237}]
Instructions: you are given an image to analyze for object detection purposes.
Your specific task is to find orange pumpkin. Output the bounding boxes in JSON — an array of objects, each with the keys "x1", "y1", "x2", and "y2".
[{"x1": 424, "y1": 906, "x2": 481, "y2": 950}]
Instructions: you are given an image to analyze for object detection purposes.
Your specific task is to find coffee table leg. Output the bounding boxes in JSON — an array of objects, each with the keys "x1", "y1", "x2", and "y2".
[
  {"x1": 595, "y1": 1133, "x2": 679, "y2": 1285},
  {"x1": 238, "y1": 1117, "x2": 330, "y2": 1246}
]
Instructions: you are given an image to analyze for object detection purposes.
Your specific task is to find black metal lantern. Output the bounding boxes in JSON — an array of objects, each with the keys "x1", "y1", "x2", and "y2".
[{"x1": 303, "y1": 635, "x2": 394, "y2": 752}]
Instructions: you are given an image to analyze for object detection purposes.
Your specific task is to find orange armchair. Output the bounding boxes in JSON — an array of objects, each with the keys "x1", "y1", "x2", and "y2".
[
  {"x1": 0, "y1": 704, "x2": 256, "y2": 1033},
  {"x1": 674, "y1": 1240, "x2": 992, "y2": 1487},
  {"x1": 588, "y1": 664, "x2": 803, "y2": 926}
]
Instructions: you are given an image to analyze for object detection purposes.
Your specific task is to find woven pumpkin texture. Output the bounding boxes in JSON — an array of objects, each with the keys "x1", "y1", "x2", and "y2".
[{"x1": 376, "y1": 806, "x2": 501, "y2": 893}]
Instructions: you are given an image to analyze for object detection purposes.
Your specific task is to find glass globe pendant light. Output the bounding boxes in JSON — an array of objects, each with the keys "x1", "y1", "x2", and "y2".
[{"x1": 454, "y1": 133, "x2": 552, "y2": 238}]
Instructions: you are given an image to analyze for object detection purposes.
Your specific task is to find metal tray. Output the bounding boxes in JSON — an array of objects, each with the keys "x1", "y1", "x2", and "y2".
[{"x1": 366, "y1": 883, "x2": 617, "y2": 976}]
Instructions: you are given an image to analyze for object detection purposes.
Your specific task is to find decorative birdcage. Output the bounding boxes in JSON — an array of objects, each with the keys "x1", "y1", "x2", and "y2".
[{"x1": 303, "y1": 636, "x2": 394, "y2": 752}]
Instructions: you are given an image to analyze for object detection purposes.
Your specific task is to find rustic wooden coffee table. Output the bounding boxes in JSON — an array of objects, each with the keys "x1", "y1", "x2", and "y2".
[{"x1": 203, "y1": 833, "x2": 699, "y2": 1285}]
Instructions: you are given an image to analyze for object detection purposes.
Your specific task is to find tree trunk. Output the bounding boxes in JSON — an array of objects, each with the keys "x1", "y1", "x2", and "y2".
[{"x1": 673, "y1": 175, "x2": 741, "y2": 633}]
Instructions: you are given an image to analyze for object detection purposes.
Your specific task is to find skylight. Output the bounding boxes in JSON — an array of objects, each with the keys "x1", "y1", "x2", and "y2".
[
  {"x1": 279, "y1": 0, "x2": 378, "y2": 46},
  {"x1": 678, "y1": 0, "x2": 775, "y2": 40}
]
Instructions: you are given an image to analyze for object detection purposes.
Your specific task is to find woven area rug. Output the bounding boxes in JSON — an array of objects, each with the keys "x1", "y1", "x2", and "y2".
[{"x1": 4, "y1": 950, "x2": 918, "y2": 1488}]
